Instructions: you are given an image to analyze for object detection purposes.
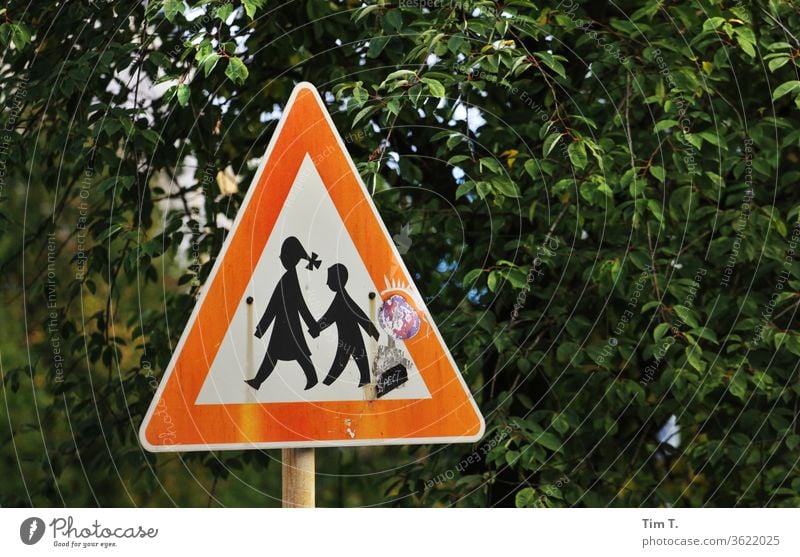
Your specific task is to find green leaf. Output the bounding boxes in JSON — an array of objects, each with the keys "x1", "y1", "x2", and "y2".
[
  {"x1": 383, "y1": 10, "x2": 402, "y2": 32},
  {"x1": 534, "y1": 51, "x2": 567, "y2": 79},
  {"x1": 728, "y1": 372, "x2": 747, "y2": 400},
  {"x1": 163, "y1": 0, "x2": 182, "y2": 22},
  {"x1": 493, "y1": 179, "x2": 521, "y2": 198},
  {"x1": 215, "y1": 3, "x2": 234, "y2": 21},
  {"x1": 383, "y1": 69, "x2": 417, "y2": 82},
  {"x1": 543, "y1": 132, "x2": 562, "y2": 158},
  {"x1": 225, "y1": 57, "x2": 249, "y2": 85},
  {"x1": 777, "y1": 332, "x2": 800, "y2": 356},
  {"x1": 475, "y1": 181, "x2": 492, "y2": 199},
  {"x1": 176, "y1": 84, "x2": 190, "y2": 107},
  {"x1": 353, "y1": 4, "x2": 380, "y2": 22},
  {"x1": 540, "y1": 483, "x2": 563, "y2": 499},
  {"x1": 646, "y1": 199, "x2": 664, "y2": 224},
  {"x1": 654, "y1": 322, "x2": 670, "y2": 342},
  {"x1": 684, "y1": 133, "x2": 703, "y2": 150},
  {"x1": 556, "y1": 342, "x2": 577, "y2": 363},
  {"x1": 447, "y1": 34, "x2": 466, "y2": 54},
  {"x1": 479, "y1": 157, "x2": 503, "y2": 174},
  {"x1": 97, "y1": 176, "x2": 134, "y2": 193},
  {"x1": 768, "y1": 56, "x2": 790, "y2": 72},
  {"x1": 524, "y1": 159, "x2": 540, "y2": 180},
  {"x1": 535, "y1": 432, "x2": 562, "y2": 452},
  {"x1": 691, "y1": 328, "x2": 718, "y2": 344},
  {"x1": 139, "y1": 129, "x2": 163, "y2": 145},
  {"x1": 736, "y1": 35, "x2": 755, "y2": 57},
  {"x1": 505, "y1": 450, "x2": 521, "y2": 466},
  {"x1": 243, "y1": 0, "x2": 266, "y2": 20},
  {"x1": 421, "y1": 77, "x2": 446, "y2": 99},
  {"x1": 649, "y1": 165, "x2": 665, "y2": 182},
  {"x1": 487, "y1": 270, "x2": 499, "y2": 292},
  {"x1": 697, "y1": 131, "x2": 721, "y2": 146},
  {"x1": 734, "y1": 26, "x2": 756, "y2": 58},
  {"x1": 96, "y1": 224, "x2": 123, "y2": 243},
  {"x1": 367, "y1": 36, "x2": 390, "y2": 58},
  {"x1": 119, "y1": 117, "x2": 135, "y2": 136},
  {"x1": 567, "y1": 140, "x2": 587, "y2": 169},
  {"x1": 685, "y1": 346, "x2": 705, "y2": 372},
  {"x1": 352, "y1": 84, "x2": 368, "y2": 106},
  {"x1": 386, "y1": 99, "x2": 401, "y2": 116},
  {"x1": 462, "y1": 268, "x2": 483, "y2": 285},
  {"x1": 551, "y1": 413, "x2": 570, "y2": 434},
  {"x1": 200, "y1": 52, "x2": 220, "y2": 77},
  {"x1": 773, "y1": 81, "x2": 800, "y2": 101},
  {"x1": 9, "y1": 22, "x2": 30, "y2": 50},
  {"x1": 515, "y1": 487, "x2": 538, "y2": 508},
  {"x1": 163, "y1": 85, "x2": 178, "y2": 103},
  {"x1": 702, "y1": 17, "x2": 726, "y2": 31},
  {"x1": 627, "y1": 171, "x2": 645, "y2": 197},
  {"x1": 673, "y1": 305, "x2": 700, "y2": 328},
  {"x1": 654, "y1": 119, "x2": 678, "y2": 133},
  {"x1": 455, "y1": 181, "x2": 474, "y2": 199},
  {"x1": 351, "y1": 105, "x2": 378, "y2": 128},
  {"x1": 447, "y1": 155, "x2": 470, "y2": 165}
]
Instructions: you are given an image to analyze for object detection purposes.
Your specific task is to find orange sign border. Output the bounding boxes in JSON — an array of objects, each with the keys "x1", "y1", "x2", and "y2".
[{"x1": 139, "y1": 83, "x2": 485, "y2": 451}]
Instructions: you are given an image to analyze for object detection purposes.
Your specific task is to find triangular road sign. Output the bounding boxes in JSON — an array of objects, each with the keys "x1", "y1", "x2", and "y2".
[{"x1": 140, "y1": 82, "x2": 485, "y2": 451}]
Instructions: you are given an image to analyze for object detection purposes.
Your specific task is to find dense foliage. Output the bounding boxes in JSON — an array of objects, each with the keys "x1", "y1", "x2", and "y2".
[{"x1": 2, "y1": 0, "x2": 800, "y2": 507}]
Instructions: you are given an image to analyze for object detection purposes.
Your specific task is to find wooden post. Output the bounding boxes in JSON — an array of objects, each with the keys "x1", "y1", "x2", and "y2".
[{"x1": 282, "y1": 448, "x2": 315, "y2": 507}]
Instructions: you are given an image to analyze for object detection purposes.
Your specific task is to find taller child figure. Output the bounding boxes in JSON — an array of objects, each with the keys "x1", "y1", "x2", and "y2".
[{"x1": 246, "y1": 236, "x2": 321, "y2": 391}]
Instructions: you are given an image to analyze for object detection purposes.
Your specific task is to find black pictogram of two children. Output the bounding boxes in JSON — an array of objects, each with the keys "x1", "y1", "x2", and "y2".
[{"x1": 245, "y1": 237, "x2": 380, "y2": 391}]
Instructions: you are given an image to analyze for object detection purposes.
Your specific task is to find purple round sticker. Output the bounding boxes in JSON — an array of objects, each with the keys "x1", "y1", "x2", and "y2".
[{"x1": 378, "y1": 294, "x2": 421, "y2": 340}]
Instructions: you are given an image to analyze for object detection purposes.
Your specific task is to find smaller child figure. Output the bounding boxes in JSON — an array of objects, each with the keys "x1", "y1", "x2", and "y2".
[{"x1": 317, "y1": 264, "x2": 380, "y2": 387}]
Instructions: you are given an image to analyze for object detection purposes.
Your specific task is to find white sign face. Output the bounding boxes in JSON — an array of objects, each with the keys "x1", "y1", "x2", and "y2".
[{"x1": 195, "y1": 155, "x2": 431, "y2": 404}]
